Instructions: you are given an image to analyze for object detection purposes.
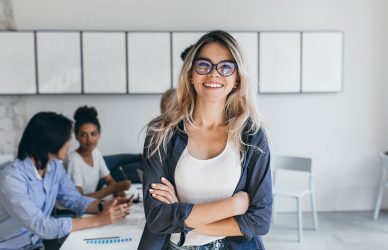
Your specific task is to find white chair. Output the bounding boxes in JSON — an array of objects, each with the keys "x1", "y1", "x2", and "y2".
[
  {"x1": 271, "y1": 155, "x2": 318, "y2": 242},
  {"x1": 373, "y1": 152, "x2": 388, "y2": 220}
]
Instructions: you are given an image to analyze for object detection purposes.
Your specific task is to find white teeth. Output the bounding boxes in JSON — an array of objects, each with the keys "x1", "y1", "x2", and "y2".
[{"x1": 204, "y1": 83, "x2": 223, "y2": 88}]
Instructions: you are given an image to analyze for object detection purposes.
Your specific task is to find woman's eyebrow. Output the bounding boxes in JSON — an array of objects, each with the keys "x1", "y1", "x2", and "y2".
[{"x1": 195, "y1": 57, "x2": 235, "y2": 63}]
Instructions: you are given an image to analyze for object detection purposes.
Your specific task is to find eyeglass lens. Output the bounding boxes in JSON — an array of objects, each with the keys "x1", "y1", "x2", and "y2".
[{"x1": 194, "y1": 59, "x2": 236, "y2": 77}]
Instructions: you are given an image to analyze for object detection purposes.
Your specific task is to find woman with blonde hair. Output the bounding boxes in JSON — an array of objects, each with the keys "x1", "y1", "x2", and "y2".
[{"x1": 139, "y1": 30, "x2": 272, "y2": 250}]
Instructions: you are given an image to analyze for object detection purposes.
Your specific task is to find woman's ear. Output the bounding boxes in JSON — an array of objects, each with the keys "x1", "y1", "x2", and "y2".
[{"x1": 234, "y1": 76, "x2": 240, "y2": 89}]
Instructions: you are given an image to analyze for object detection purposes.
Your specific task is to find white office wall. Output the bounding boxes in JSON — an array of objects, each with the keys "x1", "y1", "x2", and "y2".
[{"x1": 5, "y1": 0, "x2": 388, "y2": 211}]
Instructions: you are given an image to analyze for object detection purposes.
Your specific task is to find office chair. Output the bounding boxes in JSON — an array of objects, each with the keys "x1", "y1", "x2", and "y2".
[
  {"x1": 271, "y1": 155, "x2": 318, "y2": 242},
  {"x1": 373, "y1": 152, "x2": 388, "y2": 220}
]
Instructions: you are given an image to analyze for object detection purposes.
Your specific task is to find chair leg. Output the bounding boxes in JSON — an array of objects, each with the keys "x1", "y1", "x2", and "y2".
[
  {"x1": 311, "y1": 192, "x2": 318, "y2": 230},
  {"x1": 297, "y1": 197, "x2": 303, "y2": 242},
  {"x1": 373, "y1": 183, "x2": 385, "y2": 220},
  {"x1": 374, "y1": 168, "x2": 387, "y2": 220}
]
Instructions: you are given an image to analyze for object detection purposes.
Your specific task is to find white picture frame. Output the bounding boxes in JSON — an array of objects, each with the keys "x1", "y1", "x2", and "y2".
[
  {"x1": 171, "y1": 32, "x2": 205, "y2": 87},
  {"x1": 127, "y1": 32, "x2": 171, "y2": 94},
  {"x1": 302, "y1": 32, "x2": 343, "y2": 92},
  {"x1": 231, "y1": 32, "x2": 259, "y2": 94},
  {"x1": 37, "y1": 32, "x2": 81, "y2": 94},
  {"x1": 0, "y1": 32, "x2": 36, "y2": 94},
  {"x1": 82, "y1": 32, "x2": 127, "y2": 94},
  {"x1": 259, "y1": 32, "x2": 301, "y2": 93}
]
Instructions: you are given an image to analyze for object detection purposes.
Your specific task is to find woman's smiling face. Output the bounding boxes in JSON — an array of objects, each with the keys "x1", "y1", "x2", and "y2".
[
  {"x1": 191, "y1": 42, "x2": 238, "y2": 104},
  {"x1": 76, "y1": 123, "x2": 100, "y2": 152}
]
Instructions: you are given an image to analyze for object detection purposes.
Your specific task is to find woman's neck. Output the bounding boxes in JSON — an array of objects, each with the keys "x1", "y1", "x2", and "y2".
[
  {"x1": 76, "y1": 147, "x2": 93, "y2": 157},
  {"x1": 193, "y1": 100, "x2": 226, "y2": 128}
]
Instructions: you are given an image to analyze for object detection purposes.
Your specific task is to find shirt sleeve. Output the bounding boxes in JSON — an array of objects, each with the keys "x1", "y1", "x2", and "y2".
[
  {"x1": 66, "y1": 154, "x2": 84, "y2": 188},
  {"x1": 142, "y1": 132, "x2": 194, "y2": 235},
  {"x1": 234, "y1": 129, "x2": 273, "y2": 241},
  {"x1": 55, "y1": 162, "x2": 96, "y2": 216},
  {"x1": 0, "y1": 169, "x2": 72, "y2": 239}
]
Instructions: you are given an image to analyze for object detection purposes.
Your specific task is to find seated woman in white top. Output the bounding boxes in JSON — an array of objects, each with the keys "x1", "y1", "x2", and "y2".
[{"x1": 66, "y1": 106, "x2": 131, "y2": 199}]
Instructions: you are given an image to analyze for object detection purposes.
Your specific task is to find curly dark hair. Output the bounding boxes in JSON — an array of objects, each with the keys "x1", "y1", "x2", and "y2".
[{"x1": 73, "y1": 106, "x2": 101, "y2": 135}]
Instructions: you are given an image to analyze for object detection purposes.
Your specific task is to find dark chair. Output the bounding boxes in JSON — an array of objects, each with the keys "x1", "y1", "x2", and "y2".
[{"x1": 97, "y1": 153, "x2": 143, "y2": 190}]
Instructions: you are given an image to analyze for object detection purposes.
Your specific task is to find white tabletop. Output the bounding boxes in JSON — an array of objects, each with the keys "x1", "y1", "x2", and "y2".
[{"x1": 60, "y1": 184, "x2": 145, "y2": 250}]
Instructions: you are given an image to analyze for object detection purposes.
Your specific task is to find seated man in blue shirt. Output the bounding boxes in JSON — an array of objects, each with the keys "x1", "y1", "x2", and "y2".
[{"x1": 0, "y1": 112, "x2": 131, "y2": 250}]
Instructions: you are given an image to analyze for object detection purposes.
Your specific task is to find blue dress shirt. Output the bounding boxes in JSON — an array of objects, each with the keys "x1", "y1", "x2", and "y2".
[{"x1": 0, "y1": 158, "x2": 95, "y2": 249}]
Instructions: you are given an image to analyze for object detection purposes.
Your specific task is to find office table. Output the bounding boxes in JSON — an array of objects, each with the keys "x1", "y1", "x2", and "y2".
[{"x1": 60, "y1": 184, "x2": 145, "y2": 250}]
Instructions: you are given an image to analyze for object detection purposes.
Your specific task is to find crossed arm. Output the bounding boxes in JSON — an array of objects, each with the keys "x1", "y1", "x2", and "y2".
[{"x1": 149, "y1": 177, "x2": 249, "y2": 236}]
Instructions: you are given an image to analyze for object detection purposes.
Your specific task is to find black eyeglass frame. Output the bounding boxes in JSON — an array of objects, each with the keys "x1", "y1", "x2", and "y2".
[{"x1": 192, "y1": 59, "x2": 238, "y2": 77}]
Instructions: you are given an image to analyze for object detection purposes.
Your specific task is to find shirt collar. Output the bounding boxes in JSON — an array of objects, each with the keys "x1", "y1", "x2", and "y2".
[{"x1": 25, "y1": 157, "x2": 52, "y2": 180}]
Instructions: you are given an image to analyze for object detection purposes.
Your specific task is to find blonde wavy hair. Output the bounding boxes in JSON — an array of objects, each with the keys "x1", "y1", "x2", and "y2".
[{"x1": 146, "y1": 30, "x2": 262, "y2": 159}]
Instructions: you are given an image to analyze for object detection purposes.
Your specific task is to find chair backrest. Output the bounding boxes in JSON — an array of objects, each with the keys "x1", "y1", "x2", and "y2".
[
  {"x1": 380, "y1": 152, "x2": 388, "y2": 169},
  {"x1": 137, "y1": 169, "x2": 144, "y2": 183},
  {"x1": 271, "y1": 155, "x2": 312, "y2": 173}
]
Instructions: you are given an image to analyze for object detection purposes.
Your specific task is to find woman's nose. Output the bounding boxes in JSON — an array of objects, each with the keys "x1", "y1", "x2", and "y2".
[{"x1": 209, "y1": 66, "x2": 220, "y2": 77}]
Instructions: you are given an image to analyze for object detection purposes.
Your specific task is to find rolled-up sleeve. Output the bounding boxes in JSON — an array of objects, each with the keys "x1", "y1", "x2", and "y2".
[
  {"x1": 234, "y1": 131, "x2": 273, "y2": 240},
  {"x1": 142, "y1": 135, "x2": 194, "y2": 235},
  {"x1": 0, "y1": 173, "x2": 72, "y2": 239}
]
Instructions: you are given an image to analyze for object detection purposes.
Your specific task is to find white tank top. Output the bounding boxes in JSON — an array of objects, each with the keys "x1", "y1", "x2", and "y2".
[{"x1": 170, "y1": 142, "x2": 241, "y2": 246}]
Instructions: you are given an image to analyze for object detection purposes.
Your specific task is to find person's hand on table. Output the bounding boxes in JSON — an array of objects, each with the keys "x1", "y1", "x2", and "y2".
[{"x1": 98, "y1": 199, "x2": 130, "y2": 225}]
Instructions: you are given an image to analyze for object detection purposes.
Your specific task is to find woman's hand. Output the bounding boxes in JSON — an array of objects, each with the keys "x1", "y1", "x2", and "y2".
[
  {"x1": 97, "y1": 199, "x2": 130, "y2": 225},
  {"x1": 114, "y1": 190, "x2": 127, "y2": 197},
  {"x1": 149, "y1": 177, "x2": 179, "y2": 204},
  {"x1": 104, "y1": 196, "x2": 133, "y2": 209},
  {"x1": 113, "y1": 180, "x2": 132, "y2": 192}
]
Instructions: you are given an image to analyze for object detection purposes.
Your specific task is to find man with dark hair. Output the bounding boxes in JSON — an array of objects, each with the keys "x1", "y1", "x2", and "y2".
[{"x1": 0, "y1": 112, "x2": 131, "y2": 250}]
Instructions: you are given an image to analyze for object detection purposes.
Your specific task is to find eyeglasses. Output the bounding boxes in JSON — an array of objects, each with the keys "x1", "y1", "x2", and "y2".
[{"x1": 193, "y1": 59, "x2": 237, "y2": 77}]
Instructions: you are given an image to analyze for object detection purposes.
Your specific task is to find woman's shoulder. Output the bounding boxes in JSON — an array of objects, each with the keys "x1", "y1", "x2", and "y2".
[
  {"x1": 92, "y1": 148, "x2": 103, "y2": 158},
  {"x1": 243, "y1": 119, "x2": 268, "y2": 139},
  {"x1": 67, "y1": 150, "x2": 80, "y2": 159}
]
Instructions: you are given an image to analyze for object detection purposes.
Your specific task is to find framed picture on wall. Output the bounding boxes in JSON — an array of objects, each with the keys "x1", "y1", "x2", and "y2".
[
  {"x1": 82, "y1": 32, "x2": 127, "y2": 94},
  {"x1": 230, "y1": 32, "x2": 259, "y2": 94},
  {"x1": 171, "y1": 32, "x2": 205, "y2": 87},
  {"x1": 302, "y1": 32, "x2": 343, "y2": 92},
  {"x1": 0, "y1": 32, "x2": 36, "y2": 94},
  {"x1": 127, "y1": 32, "x2": 171, "y2": 94},
  {"x1": 36, "y1": 31, "x2": 82, "y2": 94},
  {"x1": 259, "y1": 32, "x2": 301, "y2": 93}
]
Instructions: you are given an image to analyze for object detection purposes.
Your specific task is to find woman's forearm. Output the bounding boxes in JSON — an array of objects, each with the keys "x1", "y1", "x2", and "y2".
[
  {"x1": 194, "y1": 217, "x2": 243, "y2": 236},
  {"x1": 184, "y1": 193, "x2": 248, "y2": 228},
  {"x1": 86, "y1": 185, "x2": 117, "y2": 200}
]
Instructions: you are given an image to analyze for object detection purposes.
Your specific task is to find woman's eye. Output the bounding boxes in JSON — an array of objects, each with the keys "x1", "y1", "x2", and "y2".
[
  {"x1": 220, "y1": 63, "x2": 232, "y2": 70},
  {"x1": 220, "y1": 65, "x2": 231, "y2": 70}
]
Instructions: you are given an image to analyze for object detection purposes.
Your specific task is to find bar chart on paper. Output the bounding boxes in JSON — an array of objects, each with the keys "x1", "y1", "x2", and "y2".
[{"x1": 84, "y1": 236, "x2": 132, "y2": 245}]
